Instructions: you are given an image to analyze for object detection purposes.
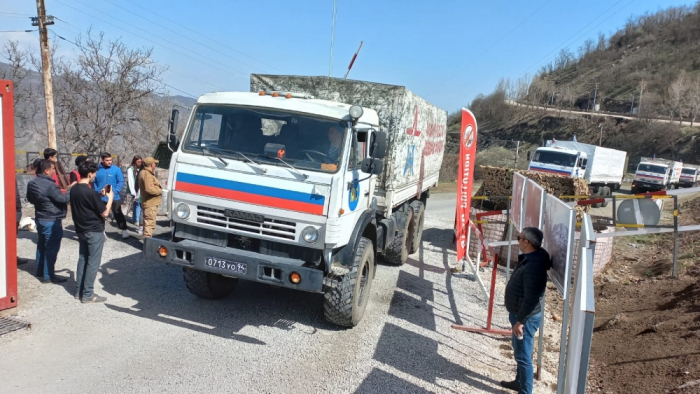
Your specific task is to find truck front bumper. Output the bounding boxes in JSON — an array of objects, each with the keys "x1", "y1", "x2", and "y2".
[
  {"x1": 631, "y1": 181, "x2": 663, "y2": 191},
  {"x1": 144, "y1": 238, "x2": 324, "y2": 293}
]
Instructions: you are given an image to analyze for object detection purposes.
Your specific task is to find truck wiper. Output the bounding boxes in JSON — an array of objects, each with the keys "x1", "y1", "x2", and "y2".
[
  {"x1": 200, "y1": 146, "x2": 228, "y2": 166},
  {"x1": 257, "y1": 154, "x2": 308, "y2": 180},
  {"x1": 203, "y1": 146, "x2": 267, "y2": 173}
]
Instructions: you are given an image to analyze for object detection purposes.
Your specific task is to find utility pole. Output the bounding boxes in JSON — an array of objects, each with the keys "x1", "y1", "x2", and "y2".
[
  {"x1": 598, "y1": 124, "x2": 603, "y2": 146},
  {"x1": 592, "y1": 83, "x2": 599, "y2": 112},
  {"x1": 32, "y1": 0, "x2": 57, "y2": 150},
  {"x1": 638, "y1": 80, "x2": 646, "y2": 118},
  {"x1": 513, "y1": 140, "x2": 520, "y2": 168},
  {"x1": 550, "y1": 91, "x2": 555, "y2": 106}
]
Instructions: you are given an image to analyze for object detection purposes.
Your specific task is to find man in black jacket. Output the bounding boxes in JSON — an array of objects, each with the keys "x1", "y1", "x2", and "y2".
[
  {"x1": 501, "y1": 227, "x2": 551, "y2": 394},
  {"x1": 26, "y1": 159, "x2": 75, "y2": 283}
]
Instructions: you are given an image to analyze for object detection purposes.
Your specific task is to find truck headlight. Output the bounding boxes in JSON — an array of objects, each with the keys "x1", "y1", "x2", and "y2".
[
  {"x1": 301, "y1": 226, "x2": 319, "y2": 243},
  {"x1": 176, "y1": 203, "x2": 191, "y2": 219}
]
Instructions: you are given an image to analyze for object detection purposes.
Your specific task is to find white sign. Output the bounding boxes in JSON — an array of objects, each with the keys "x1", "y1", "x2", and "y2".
[
  {"x1": 524, "y1": 180, "x2": 545, "y2": 229},
  {"x1": 544, "y1": 194, "x2": 575, "y2": 295}
]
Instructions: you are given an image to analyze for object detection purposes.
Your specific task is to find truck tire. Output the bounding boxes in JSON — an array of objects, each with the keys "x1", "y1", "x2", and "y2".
[
  {"x1": 631, "y1": 185, "x2": 639, "y2": 194},
  {"x1": 183, "y1": 268, "x2": 237, "y2": 299},
  {"x1": 323, "y1": 237, "x2": 374, "y2": 327},
  {"x1": 408, "y1": 201, "x2": 425, "y2": 255},
  {"x1": 384, "y1": 210, "x2": 413, "y2": 266},
  {"x1": 591, "y1": 188, "x2": 603, "y2": 208}
]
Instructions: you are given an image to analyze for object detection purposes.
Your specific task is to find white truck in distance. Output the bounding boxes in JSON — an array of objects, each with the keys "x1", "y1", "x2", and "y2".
[
  {"x1": 631, "y1": 157, "x2": 683, "y2": 193},
  {"x1": 679, "y1": 164, "x2": 700, "y2": 188},
  {"x1": 144, "y1": 75, "x2": 447, "y2": 327},
  {"x1": 528, "y1": 140, "x2": 627, "y2": 207}
]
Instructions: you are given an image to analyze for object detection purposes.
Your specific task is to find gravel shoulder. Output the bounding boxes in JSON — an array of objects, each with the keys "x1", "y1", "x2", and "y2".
[{"x1": 1, "y1": 197, "x2": 555, "y2": 393}]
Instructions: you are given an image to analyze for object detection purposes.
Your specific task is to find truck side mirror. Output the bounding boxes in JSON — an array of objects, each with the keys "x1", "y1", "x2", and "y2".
[
  {"x1": 581, "y1": 158, "x2": 588, "y2": 169},
  {"x1": 168, "y1": 109, "x2": 179, "y2": 152},
  {"x1": 369, "y1": 131, "x2": 387, "y2": 159},
  {"x1": 361, "y1": 158, "x2": 383, "y2": 175}
]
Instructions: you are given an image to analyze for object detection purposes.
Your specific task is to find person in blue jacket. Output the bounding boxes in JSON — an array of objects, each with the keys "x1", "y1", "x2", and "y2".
[{"x1": 94, "y1": 152, "x2": 129, "y2": 239}]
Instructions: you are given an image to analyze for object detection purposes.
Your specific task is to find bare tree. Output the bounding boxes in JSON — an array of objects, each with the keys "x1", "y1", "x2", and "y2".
[
  {"x1": 50, "y1": 31, "x2": 166, "y2": 158},
  {"x1": 0, "y1": 41, "x2": 35, "y2": 138},
  {"x1": 554, "y1": 48, "x2": 574, "y2": 69},
  {"x1": 667, "y1": 71, "x2": 689, "y2": 124},
  {"x1": 688, "y1": 75, "x2": 700, "y2": 127}
]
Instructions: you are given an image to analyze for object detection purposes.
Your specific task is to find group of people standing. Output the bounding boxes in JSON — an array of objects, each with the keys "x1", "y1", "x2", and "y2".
[{"x1": 23, "y1": 149, "x2": 162, "y2": 303}]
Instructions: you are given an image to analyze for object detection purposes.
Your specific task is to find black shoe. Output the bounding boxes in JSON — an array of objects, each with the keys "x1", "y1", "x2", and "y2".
[
  {"x1": 17, "y1": 258, "x2": 28, "y2": 265},
  {"x1": 49, "y1": 276, "x2": 68, "y2": 284},
  {"x1": 500, "y1": 380, "x2": 520, "y2": 392}
]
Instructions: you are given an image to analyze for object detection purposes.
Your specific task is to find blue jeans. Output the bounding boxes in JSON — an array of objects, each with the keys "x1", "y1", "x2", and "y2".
[
  {"x1": 509, "y1": 311, "x2": 542, "y2": 394},
  {"x1": 75, "y1": 231, "x2": 106, "y2": 299},
  {"x1": 35, "y1": 219, "x2": 64, "y2": 280},
  {"x1": 132, "y1": 200, "x2": 142, "y2": 225}
]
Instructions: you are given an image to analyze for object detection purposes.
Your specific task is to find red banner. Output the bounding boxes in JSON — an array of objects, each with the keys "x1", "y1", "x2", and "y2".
[{"x1": 455, "y1": 108, "x2": 478, "y2": 262}]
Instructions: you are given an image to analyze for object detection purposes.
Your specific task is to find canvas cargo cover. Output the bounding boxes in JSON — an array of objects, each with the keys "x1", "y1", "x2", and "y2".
[
  {"x1": 250, "y1": 75, "x2": 448, "y2": 195},
  {"x1": 546, "y1": 140, "x2": 626, "y2": 184}
]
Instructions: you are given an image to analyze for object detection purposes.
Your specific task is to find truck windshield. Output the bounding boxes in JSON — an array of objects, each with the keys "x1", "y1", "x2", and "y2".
[
  {"x1": 637, "y1": 164, "x2": 666, "y2": 174},
  {"x1": 682, "y1": 168, "x2": 696, "y2": 175},
  {"x1": 532, "y1": 151, "x2": 577, "y2": 167},
  {"x1": 183, "y1": 105, "x2": 347, "y2": 173}
]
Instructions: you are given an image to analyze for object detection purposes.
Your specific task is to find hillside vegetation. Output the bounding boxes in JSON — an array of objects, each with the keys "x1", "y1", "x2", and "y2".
[{"x1": 441, "y1": 2, "x2": 700, "y2": 180}]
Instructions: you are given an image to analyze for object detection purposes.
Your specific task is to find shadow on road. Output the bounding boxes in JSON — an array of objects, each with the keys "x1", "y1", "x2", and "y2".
[
  {"x1": 96, "y1": 248, "x2": 342, "y2": 344},
  {"x1": 354, "y1": 368, "x2": 433, "y2": 394}
]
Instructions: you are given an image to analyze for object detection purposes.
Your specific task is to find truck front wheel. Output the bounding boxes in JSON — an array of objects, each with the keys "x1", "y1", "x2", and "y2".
[
  {"x1": 323, "y1": 237, "x2": 374, "y2": 327},
  {"x1": 183, "y1": 268, "x2": 238, "y2": 299}
]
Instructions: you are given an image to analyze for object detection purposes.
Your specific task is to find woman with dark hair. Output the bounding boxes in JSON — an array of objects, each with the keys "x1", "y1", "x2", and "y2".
[{"x1": 126, "y1": 155, "x2": 143, "y2": 235}]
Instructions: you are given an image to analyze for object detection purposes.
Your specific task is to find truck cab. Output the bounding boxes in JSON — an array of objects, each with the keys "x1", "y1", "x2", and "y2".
[
  {"x1": 632, "y1": 161, "x2": 670, "y2": 193},
  {"x1": 528, "y1": 146, "x2": 587, "y2": 178},
  {"x1": 145, "y1": 91, "x2": 388, "y2": 327},
  {"x1": 679, "y1": 166, "x2": 699, "y2": 188}
]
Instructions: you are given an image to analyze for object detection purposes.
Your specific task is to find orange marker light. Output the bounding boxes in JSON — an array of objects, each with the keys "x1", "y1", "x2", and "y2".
[
  {"x1": 286, "y1": 93, "x2": 292, "y2": 99},
  {"x1": 158, "y1": 246, "x2": 168, "y2": 258},
  {"x1": 272, "y1": 92, "x2": 279, "y2": 97},
  {"x1": 339, "y1": 208, "x2": 345, "y2": 215},
  {"x1": 259, "y1": 91, "x2": 265, "y2": 96},
  {"x1": 290, "y1": 272, "x2": 301, "y2": 284}
]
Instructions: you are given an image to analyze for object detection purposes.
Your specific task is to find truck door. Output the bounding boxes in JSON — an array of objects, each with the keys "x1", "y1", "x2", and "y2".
[{"x1": 341, "y1": 131, "x2": 373, "y2": 223}]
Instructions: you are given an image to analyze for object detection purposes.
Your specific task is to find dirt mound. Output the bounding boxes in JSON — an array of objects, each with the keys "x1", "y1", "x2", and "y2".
[{"x1": 586, "y1": 235, "x2": 700, "y2": 393}]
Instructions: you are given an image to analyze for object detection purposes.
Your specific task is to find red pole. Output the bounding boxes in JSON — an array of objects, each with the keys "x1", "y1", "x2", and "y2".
[
  {"x1": 343, "y1": 41, "x2": 364, "y2": 79},
  {"x1": 485, "y1": 253, "x2": 499, "y2": 330}
]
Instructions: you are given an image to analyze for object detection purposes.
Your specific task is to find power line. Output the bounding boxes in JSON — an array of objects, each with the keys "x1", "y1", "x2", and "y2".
[
  {"x1": 51, "y1": 22, "x2": 222, "y2": 92},
  {"x1": 516, "y1": 0, "x2": 634, "y2": 79},
  {"x1": 0, "y1": 12, "x2": 32, "y2": 16},
  {"x1": 52, "y1": 0, "x2": 248, "y2": 80},
  {"x1": 431, "y1": 0, "x2": 554, "y2": 92},
  {"x1": 0, "y1": 30, "x2": 36, "y2": 33},
  {"x1": 98, "y1": 0, "x2": 271, "y2": 73},
  {"x1": 121, "y1": 0, "x2": 281, "y2": 72},
  {"x1": 49, "y1": 30, "x2": 198, "y2": 99}
]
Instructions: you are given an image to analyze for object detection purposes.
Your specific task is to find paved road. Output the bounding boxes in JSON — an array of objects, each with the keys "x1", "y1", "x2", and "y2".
[{"x1": 0, "y1": 194, "x2": 556, "y2": 393}]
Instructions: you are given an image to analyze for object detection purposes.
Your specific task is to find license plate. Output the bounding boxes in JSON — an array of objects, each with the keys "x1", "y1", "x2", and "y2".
[{"x1": 204, "y1": 257, "x2": 247, "y2": 274}]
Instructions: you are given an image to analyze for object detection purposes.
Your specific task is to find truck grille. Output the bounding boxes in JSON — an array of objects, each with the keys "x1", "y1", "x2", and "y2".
[{"x1": 196, "y1": 206, "x2": 296, "y2": 241}]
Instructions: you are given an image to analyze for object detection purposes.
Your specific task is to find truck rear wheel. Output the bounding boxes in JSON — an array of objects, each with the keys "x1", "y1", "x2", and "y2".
[
  {"x1": 408, "y1": 201, "x2": 425, "y2": 255},
  {"x1": 323, "y1": 237, "x2": 374, "y2": 327},
  {"x1": 183, "y1": 268, "x2": 238, "y2": 299},
  {"x1": 383, "y1": 210, "x2": 413, "y2": 266}
]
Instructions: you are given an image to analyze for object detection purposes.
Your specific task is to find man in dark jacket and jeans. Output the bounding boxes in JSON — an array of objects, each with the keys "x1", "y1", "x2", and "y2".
[
  {"x1": 26, "y1": 159, "x2": 76, "y2": 283},
  {"x1": 501, "y1": 227, "x2": 552, "y2": 394}
]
